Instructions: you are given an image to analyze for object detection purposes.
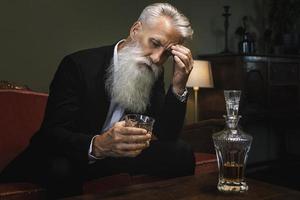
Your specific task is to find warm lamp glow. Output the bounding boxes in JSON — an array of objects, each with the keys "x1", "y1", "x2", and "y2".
[
  {"x1": 186, "y1": 60, "x2": 214, "y2": 122},
  {"x1": 187, "y1": 60, "x2": 214, "y2": 89}
]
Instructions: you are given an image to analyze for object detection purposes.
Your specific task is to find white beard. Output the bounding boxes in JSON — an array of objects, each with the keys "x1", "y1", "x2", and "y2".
[{"x1": 105, "y1": 42, "x2": 162, "y2": 113}]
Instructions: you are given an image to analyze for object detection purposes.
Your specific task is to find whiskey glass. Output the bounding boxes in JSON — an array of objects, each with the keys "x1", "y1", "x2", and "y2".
[{"x1": 124, "y1": 114, "x2": 155, "y2": 134}]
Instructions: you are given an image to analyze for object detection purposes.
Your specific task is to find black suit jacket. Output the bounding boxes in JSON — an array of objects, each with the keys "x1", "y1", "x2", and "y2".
[{"x1": 30, "y1": 44, "x2": 187, "y2": 164}]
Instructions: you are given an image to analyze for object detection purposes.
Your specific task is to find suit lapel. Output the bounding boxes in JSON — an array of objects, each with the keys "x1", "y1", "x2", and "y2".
[{"x1": 92, "y1": 44, "x2": 115, "y2": 131}]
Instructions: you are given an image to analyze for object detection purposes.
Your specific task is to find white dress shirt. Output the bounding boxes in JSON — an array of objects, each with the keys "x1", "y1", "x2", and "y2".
[{"x1": 88, "y1": 40, "x2": 125, "y2": 161}]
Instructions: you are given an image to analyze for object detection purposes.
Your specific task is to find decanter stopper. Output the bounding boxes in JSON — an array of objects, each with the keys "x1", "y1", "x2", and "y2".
[{"x1": 224, "y1": 90, "x2": 241, "y2": 117}]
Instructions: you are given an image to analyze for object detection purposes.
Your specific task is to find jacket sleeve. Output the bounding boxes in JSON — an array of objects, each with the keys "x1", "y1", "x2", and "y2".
[
  {"x1": 31, "y1": 55, "x2": 93, "y2": 164},
  {"x1": 150, "y1": 75, "x2": 188, "y2": 141}
]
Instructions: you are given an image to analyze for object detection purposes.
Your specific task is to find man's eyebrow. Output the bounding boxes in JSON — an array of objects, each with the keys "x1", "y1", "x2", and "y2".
[
  {"x1": 151, "y1": 38, "x2": 175, "y2": 54},
  {"x1": 153, "y1": 39, "x2": 173, "y2": 50}
]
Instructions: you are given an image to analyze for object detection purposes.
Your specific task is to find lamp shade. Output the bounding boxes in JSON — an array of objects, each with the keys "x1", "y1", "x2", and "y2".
[{"x1": 186, "y1": 60, "x2": 214, "y2": 88}]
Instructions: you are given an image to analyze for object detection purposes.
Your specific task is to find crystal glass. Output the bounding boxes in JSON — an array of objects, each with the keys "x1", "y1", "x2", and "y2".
[
  {"x1": 212, "y1": 90, "x2": 253, "y2": 193},
  {"x1": 124, "y1": 114, "x2": 155, "y2": 133},
  {"x1": 224, "y1": 90, "x2": 241, "y2": 117}
]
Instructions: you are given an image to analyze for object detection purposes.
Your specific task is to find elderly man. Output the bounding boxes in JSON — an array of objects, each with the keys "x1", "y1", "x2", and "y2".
[{"x1": 1, "y1": 3, "x2": 195, "y2": 198}]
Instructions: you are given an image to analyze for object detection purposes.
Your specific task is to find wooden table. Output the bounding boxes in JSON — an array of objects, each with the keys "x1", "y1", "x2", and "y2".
[{"x1": 65, "y1": 173, "x2": 300, "y2": 200}]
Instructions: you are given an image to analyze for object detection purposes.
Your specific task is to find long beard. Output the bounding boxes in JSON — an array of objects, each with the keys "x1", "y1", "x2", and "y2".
[{"x1": 105, "y1": 42, "x2": 162, "y2": 113}]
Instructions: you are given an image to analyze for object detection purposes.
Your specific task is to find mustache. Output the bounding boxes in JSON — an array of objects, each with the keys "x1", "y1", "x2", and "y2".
[
  {"x1": 118, "y1": 41, "x2": 162, "y2": 78},
  {"x1": 136, "y1": 57, "x2": 160, "y2": 74},
  {"x1": 136, "y1": 57, "x2": 153, "y2": 66}
]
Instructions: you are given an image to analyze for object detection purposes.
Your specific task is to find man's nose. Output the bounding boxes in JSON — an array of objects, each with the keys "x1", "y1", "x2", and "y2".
[{"x1": 150, "y1": 48, "x2": 164, "y2": 64}]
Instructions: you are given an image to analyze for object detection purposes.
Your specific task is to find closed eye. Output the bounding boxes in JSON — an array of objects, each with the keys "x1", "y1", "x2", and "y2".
[{"x1": 150, "y1": 39, "x2": 161, "y2": 48}]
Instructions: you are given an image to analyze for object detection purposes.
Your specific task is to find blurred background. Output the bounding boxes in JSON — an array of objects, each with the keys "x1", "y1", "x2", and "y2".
[{"x1": 0, "y1": 0, "x2": 267, "y2": 92}]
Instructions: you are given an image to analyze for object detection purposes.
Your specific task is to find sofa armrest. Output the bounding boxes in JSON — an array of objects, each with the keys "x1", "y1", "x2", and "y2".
[
  {"x1": 0, "y1": 183, "x2": 46, "y2": 200},
  {"x1": 181, "y1": 119, "x2": 225, "y2": 154},
  {"x1": 194, "y1": 152, "x2": 218, "y2": 175}
]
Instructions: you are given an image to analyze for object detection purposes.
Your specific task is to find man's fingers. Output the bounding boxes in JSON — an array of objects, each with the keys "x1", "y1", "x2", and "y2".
[
  {"x1": 112, "y1": 149, "x2": 143, "y2": 157},
  {"x1": 172, "y1": 50, "x2": 189, "y2": 66},
  {"x1": 171, "y1": 45, "x2": 193, "y2": 60},
  {"x1": 110, "y1": 126, "x2": 151, "y2": 143},
  {"x1": 116, "y1": 142, "x2": 149, "y2": 151},
  {"x1": 174, "y1": 55, "x2": 185, "y2": 68},
  {"x1": 171, "y1": 46, "x2": 193, "y2": 74},
  {"x1": 175, "y1": 45, "x2": 192, "y2": 57},
  {"x1": 110, "y1": 122, "x2": 148, "y2": 136},
  {"x1": 121, "y1": 133, "x2": 151, "y2": 143},
  {"x1": 121, "y1": 126, "x2": 148, "y2": 135},
  {"x1": 174, "y1": 56, "x2": 190, "y2": 74}
]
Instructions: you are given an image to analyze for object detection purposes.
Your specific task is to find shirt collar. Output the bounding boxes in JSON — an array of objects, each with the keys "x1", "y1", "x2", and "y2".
[{"x1": 113, "y1": 39, "x2": 125, "y2": 67}]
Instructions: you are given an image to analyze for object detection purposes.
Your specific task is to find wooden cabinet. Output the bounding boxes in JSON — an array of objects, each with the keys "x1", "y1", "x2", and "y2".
[
  {"x1": 197, "y1": 54, "x2": 300, "y2": 163},
  {"x1": 197, "y1": 54, "x2": 300, "y2": 122}
]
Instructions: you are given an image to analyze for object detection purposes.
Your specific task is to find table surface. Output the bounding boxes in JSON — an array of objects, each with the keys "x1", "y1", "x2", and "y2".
[{"x1": 65, "y1": 173, "x2": 300, "y2": 200}]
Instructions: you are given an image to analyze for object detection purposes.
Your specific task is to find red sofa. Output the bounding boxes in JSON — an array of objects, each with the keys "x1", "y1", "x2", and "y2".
[{"x1": 0, "y1": 89, "x2": 218, "y2": 199}]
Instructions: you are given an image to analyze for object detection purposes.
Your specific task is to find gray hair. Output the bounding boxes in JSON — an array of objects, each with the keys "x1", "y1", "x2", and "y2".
[{"x1": 138, "y1": 3, "x2": 193, "y2": 40}]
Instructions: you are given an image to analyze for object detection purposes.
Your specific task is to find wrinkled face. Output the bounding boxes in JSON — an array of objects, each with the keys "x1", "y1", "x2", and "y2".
[
  {"x1": 108, "y1": 17, "x2": 183, "y2": 112},
  {"x1": 130, "y1": 16, "x2": 183, "y2": 66}
]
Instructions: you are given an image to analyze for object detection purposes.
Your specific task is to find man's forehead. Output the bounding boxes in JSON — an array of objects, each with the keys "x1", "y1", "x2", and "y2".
[
  {"x1": 152, "y1": 36, "x2": 180, "y2": 49},
  {"x1": 143, "y1": 16, "x2": 183, "y2": 44}
]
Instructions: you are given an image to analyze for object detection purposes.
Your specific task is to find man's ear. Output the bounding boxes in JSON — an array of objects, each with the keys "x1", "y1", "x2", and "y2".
[{"x1": 130, "y1": 21, "x2": 142, "y2": 40}]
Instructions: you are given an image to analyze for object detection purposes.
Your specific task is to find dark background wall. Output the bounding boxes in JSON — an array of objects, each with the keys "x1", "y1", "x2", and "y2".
[{"x1": 0, "y1": 0, "x2": 265, "y2": 93}]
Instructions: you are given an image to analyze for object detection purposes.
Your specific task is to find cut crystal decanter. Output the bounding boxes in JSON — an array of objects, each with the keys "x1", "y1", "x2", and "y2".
[{"x1": 212, "y1": 90, "x2": 253, "y2": 193}]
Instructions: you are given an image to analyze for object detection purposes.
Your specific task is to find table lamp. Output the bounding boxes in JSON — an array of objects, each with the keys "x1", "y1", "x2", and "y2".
[{"x1": 186, "y1": 60, "x2": 214, "y2": 122}]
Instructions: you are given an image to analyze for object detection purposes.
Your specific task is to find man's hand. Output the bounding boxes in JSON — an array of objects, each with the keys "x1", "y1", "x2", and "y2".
[
  {"x1": 171, "y1": 45, "x2": 194, "y2": 94},
  {"x1": 92, "y1": 121, "x2": 151, "y2": 158}
]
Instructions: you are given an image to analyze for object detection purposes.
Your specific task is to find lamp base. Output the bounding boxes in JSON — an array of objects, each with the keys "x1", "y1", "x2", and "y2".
[{"x1": 193, "y1": 87, "x2": 199, "y2": 122}]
